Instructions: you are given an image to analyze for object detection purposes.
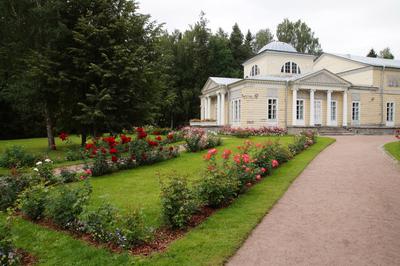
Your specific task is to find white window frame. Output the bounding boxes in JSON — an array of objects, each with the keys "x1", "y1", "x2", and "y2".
[
  {"x1": 386, "y1": 102, "x2": 395, "y2": 127},
  {"x1": 281, "y1": 61, "x2": 301, "y2": 74},
  {"x1": 231, "y1": 99, "x2": 241, "y2": 124},
  {"x1": 267, "y1": 97, "x2": 278, "y2": 125},
  {"x1": 296, "y1": 99, "x2": 305, "y2": 125},
  {"x1": 331, "y1": 100, "x2": 338, "y2": 126},
  {"x1": 351, "y1": 101, "x2": 360, "y2": 125}
]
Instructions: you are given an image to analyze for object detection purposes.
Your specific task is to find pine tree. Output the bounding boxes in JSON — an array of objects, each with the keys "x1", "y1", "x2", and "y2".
[
  {"x1": 379, "y1": 47, "x2": 394, "y2": 59},
  {"x1": 367, "y1": 49, "x2": 378, "y2": 58}
]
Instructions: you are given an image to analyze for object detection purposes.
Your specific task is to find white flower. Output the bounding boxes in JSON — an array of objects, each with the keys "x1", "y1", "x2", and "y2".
[
  {"x1": 33, "y1": 168, "x2": 39, "y2": 172},
  {"x1": 44, "y1": 158, "x2": 52, "y2": 163},
  {"x1": 36, "y1": 161, "x2": 42, "y2": 166}
]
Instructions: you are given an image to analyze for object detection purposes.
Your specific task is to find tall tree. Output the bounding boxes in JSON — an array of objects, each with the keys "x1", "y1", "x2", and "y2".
[
  {"x1": 276, "y1": 18, "x2": 322, "y2": 55},
  {"x1": 244, "y1": 30, "x2": 255, "y2": 58},
  {"x1": 367, "y1": 48, "x2": 378, "y2": 58},
  {"x1": 254, "y1": 29, "x2": 274, "y2": 53},
  {"x1": 229, "y1": 23, "x2": 246, "y2": 77},
  {"x1": 379, "y1": 47, "x2": 394, "y2": 59}
]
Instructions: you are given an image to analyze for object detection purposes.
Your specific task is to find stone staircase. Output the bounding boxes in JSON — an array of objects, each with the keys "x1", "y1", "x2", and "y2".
[{"x1": 316, "y1": 127, "x2": 354, "y2": 136}]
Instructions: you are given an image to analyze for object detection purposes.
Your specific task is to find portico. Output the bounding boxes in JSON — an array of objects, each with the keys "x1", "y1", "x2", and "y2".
[{"x1": 200, "y1": 89, "x2": 227, "y2": 126}]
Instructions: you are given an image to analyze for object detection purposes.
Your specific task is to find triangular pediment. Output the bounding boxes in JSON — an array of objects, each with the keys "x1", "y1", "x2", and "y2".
[{"x1": 293, "y1": 69, "x2": 351, "y2": 86}]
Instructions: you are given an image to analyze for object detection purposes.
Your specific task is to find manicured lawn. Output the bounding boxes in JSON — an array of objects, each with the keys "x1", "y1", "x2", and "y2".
[
  {"x1": 2, "y1": 136, "x2": 334, "y2": 265},
  {"x1": 384, "y1": 141, "x2": 400, "y2": 161}
]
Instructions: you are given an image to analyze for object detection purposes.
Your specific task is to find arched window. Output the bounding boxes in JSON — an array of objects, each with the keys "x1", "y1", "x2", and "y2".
[
  {"x1": 250, "y1": 65, "x2": 260, "y2": 77},
  {"x1": 281, "y1": 62, "x2": 301, "y2": 74}
]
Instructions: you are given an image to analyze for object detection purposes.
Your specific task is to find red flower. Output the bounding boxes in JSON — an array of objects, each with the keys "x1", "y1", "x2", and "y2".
[
  {"x1": 85, "y1": 143, "x2": 95, "y2": 150},
  {"x1": 272, "y1": 159, "x2": 279, "y2": 168},
  {"x1": 167, "y1": 133, "x2": 174, "y2": 140},
  {"x1": 152, "y1": 131, "x2": 161, "y2": 135},
  {"x1": 111, "y1": 156, "x2": 118, "y2": 162},
  {"x1": 233, "y1": 154, "x2": 241, "y2": 164},
  {"x1": 136, "y1": 128, "x2": 147, "y2": 139},
  {"x1": 120, "y1": 134, "x2": 132, "y2": 144},
  {"x1": 85, "y1": 169, "x2": 92, "y2": 175},
  {"x1": 147, "y1": 140, "x2": 158, "y2": 147},
  {"x1": 109, "y1": 148, "x2": 118, "y2": 154},
  {"x1": 241, "y1": 154, "x2": 250, "y2": 163},
  {"x1": 208, "y1": 148, "x2": 218, "y2": 155},
  {"x1": 156, "y1": 135, "x2": 162, "y2": 141},
  {"x1": 261, "y1": 167, "x2": 267, "y2": 173},
  {"x1": 103, "y1": 136, "x2": 116, "y2": 147},
  {"x1": 101, "y1": 147, "x2": 107, "y2": 154},
  {"x1": 222, "y1": 149, "x2": 232, "y2": 160},
  {"x1": 59, "y1": 132, "x2": 69, "y2": 141},
  {"x1": 91, "y1": 148, "x2": 97, "y2": 155},
  {"x1": 204, "y1": 153, "x2": 212, "y2": 161}
]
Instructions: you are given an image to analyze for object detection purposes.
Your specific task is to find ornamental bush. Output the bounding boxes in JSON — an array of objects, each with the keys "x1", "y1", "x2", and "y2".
[
  {"x1": 0, "y1": 174, "x2": 33, "y2": 211},
  {"x1": 45, "y1": 182, "x2": 92, "y2": 228},
  {"x1": 182, "y1": 127, "x2": 222, "y2": 152},
  {"x1": 59, "y1": 169, "x2": 78, "y2": 183},
  {"x1": 81, "y1": 203, "x2": 117, "y2": 243},
  {"x1": 0, "y1": 145, "x2": 36, "y2": 169},
  {"x1": 115, "y1": 209, "x2": 152, "y2": 249},
  {"x1": 0, "y1": 220, "x2": 20, "y2": 266},
  {"x1": 19, "y1": 184, "x2": 48, "y2": 220},
  {"x1": 160, "y1": 175, "x2": 197, "y2": 229},
  {"x1": 198, "y1": 149, "x2": 239, "y2": 208},
  {"x1": 33, "y1": 159, "x2": 57, "y2": 184}
]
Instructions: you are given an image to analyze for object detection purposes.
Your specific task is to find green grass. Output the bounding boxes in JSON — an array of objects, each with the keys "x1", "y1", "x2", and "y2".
[
  {"x1": 2, "y1": 136, "x2": 334, "y2": 265},
  {"x1": 384, "y1": 141, "x2": 400, "y2": 161}
]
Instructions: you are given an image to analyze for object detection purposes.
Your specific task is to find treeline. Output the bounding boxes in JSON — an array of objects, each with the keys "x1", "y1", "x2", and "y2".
[{"x1": 0, "y1": 0, "x2": 321, "y2": 146}]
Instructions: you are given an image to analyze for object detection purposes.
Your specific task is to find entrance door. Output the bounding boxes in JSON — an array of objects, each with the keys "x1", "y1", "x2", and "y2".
[{"x1": 314, "y1": 100, "x2": 322, "y2": 125}]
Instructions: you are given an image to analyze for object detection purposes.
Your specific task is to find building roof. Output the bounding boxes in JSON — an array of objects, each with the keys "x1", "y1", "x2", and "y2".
[
  {"x1": 258, "y1": 41, "x2": 297, "y2": 54},
  {"x1": 329, "y1": 53, "x2": 400, "y2": 69},
  {"x1": 209, "y1": 77, "x2": 242, "y2": 85}
]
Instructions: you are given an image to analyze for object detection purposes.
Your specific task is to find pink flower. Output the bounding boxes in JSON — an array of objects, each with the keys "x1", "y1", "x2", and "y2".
[
  {"x1": 222, "y1": 149, "x2": 232, "y2": 160},
  {"x1": 242, "y1": 154, "x2": 250, "y2": 163},
  {"x1": 261, "y1": 167, "x2": 267, "y2": 173},
  {"x1": 272, "y1": 159, "x2": 279, "y2": 168},
  {"x1": 256, "y1": 175, "x2": 261, "y2": 180},
  {"x1": 245, "y1": 167, "x2": 251, "y2": 172},
  {"x1": 208, "y1": 148, "x2": 218, "y2": 155},
  {"x1": 233, "y1": 154, "x2": 241, "y2": 164},
  {"x1": 80, "y1": 175, "x2": 86, "y2": 180},
  {"x1": 85, "y1": 169, "x2": 92, "y2": 175}
]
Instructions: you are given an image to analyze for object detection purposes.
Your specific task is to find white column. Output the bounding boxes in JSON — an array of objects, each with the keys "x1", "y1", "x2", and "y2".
[
  {"x1": 292, "y1": 89, "x2": 298, "y2": 126},
  {"x1": 200, "y1": 98, "x2": 204, "y2": 120},
  {"x1": 205, "y1": 96, "x2": 209, "y2": 119},
  {"x1": 326, "y1": 90, "x2": 332, "y2": 126},
  {"x1": 220, "y1": 92, "x2": 225, "y2": 125},
  {"x1": 343, "y1": 90, "x2": 348, "y2": 127},
  {"x1": 216, "y1": 93, "x2": 221, "y2": 125},
  {"x1": 309, "y1": 89, "x2": 315, "y2": 126}
]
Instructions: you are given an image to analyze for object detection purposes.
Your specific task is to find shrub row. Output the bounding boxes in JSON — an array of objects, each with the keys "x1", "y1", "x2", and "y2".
[
  {"x1": 0, "y1": 220, "x2": 21, "y2": 266},
  {"x1": 219, "y1": 126, "x2": 287, "y2": 137},
  {"x1": 181, "y1": 127, "x2": 222, "y2": 152},
  {"x1": 160, "y1": 130, "x2": 317, "y2": 229}
]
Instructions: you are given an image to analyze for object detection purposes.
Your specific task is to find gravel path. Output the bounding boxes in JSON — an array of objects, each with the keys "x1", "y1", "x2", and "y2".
[{"x1": 228, "y1": 136, "x2": 400, "y2": 266}]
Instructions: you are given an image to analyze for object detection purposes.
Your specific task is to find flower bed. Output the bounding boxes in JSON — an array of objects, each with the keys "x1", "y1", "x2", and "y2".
[
  {"x1": 219, "y1": 126, "x2": 287, "y2": 137},
  {"x1": 181, "y1": 127, "x2": 222, "y2": 152}
]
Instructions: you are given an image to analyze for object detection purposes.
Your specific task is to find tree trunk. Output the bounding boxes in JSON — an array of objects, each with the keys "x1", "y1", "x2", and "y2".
[
  {"x1": 44, "y1": 105, "x2": 56, "y2": 150},
  {"x1": 81, "y1": 130, "x2": 87, "y2": 147}
]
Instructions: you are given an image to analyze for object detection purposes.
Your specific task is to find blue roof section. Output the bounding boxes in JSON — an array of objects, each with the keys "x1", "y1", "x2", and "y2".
[
  {"x1": 330, "y1": 53, "x2": 400, "y2": 69},
  {"x1": 258, "y1": 41, "x2": 297, "y2": 54}
]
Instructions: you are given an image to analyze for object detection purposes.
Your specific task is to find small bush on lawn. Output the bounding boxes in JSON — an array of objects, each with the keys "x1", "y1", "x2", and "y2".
[
  {"x1": 160, "y1": 175, "x2": 198, "y2": 229},
  {"x1": 219, "y1": 126, "x2": 287, "y2": 136},
  {"x1": 0, "y1": 175, "x2": 33, "y2": 211},
  {"x1": 0, "y1": 220, "x2": 21, "y2": 266},
  {"x1": 81, "y1": 203, "x2": 117, "y2": 243},
  {"x1": 33, "y1": 159, "x2": 57, "y2": 184},
  {"x1": 59, "y1": 169, "x2": 78, "y2": 183},
  {"x1": 0, "y1": 145, "x2": 36, "y2": 169},
  {"x1": 288, "y1": 130, "x2": 317, "y2": 155},
  {"x1": 46, "y1": 182, "x2": 92, "y2": 228},
  {"x1": 182, "y1": 127, "x2": 222, "y2": 152},
  {"x1": 91, "y1": 152, "x2": 112, "y2": 177},
  {"x1": 198, "y1": 149, "x2": 239, "y2": 208},
  {"x1": 115, "y1": 209, "x2": 153, "y2": 249},
  {"x1": 19, "y1": 184, "x2": 48, "y2": 220},
  {"x1": 65, "y1": 148, "x2": 84, "y2": 161}
]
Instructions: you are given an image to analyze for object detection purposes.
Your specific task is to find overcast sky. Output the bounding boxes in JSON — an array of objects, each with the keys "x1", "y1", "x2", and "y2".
[{"x1": 138, "y1": 0, "x2": 400, "y2": 58}]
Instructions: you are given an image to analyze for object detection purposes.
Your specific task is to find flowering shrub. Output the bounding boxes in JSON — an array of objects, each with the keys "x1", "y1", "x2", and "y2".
[
  {"x1": 45, "y1": 181, "x2": 92, "y2": 228},
  {"x1": 0, "y1": 174, "x2": 33, "y2": 211},
  {"x1": 160, "y1": 175, "x2": 197, "y2": 229},
  {"x1": 219, "y1": 126, "x2": 287, "y2": 137},
  {"x1": 0, "y1": 220, "x2": 21, "y2": 266},
  {"x1": 288, "y1": 130, "x2": 317, "y2": 155},
  {"x1": 0, "y1": 145, "x2": 36, "y2": 169},
  {"x1": 81, "y1": 203, "x2": 117, "y2": 243},
  {"x1": 198, "y1": 149, "x2": 239, "y2": 208},
  {"x1": 395, "y1": 129, "x2": 400, "y2": 140},
  {"x1": 58, "y1": 132, "x2": 69, "y2": 142},
  {"x1": 19, "y1": 183, "x2": 48, "y2": 220},
  {"x1": 33, "y1": 159, "x2": 56, "y2": 183},
  {"x1": 182, "y1": 127, "x2": 222, "y2": 152},
  {"x1": 163, "y1": 131, "x2": 184, "y2": 144}
]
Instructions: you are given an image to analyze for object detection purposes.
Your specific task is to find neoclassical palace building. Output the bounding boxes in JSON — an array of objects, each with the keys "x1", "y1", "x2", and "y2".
[{"x1": 192, "y1": 41, "x2": 400, "y2": 133}]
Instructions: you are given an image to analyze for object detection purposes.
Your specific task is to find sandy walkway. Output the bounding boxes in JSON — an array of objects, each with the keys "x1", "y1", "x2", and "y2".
[{"x1": 228, "y1": 136, "x2": 400, "y2": 266}]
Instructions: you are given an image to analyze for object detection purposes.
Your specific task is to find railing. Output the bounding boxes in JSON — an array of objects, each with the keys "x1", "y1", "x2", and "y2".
[{"x1": 189, "y1": 119, "x2": 218, "y2": 127}]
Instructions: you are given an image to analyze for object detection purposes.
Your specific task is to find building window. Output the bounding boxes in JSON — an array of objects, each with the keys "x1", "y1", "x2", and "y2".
[
  {"x1": 352, "y1": 101, "x2": 360, "y2": 122},
  {"x1": 232, "y1": 99, "x2": 241, "y2": 122},
  {"x1": 250, "y1": 65, "x2": 260, "y2": 77},
  {"x1": 267, "y1": 98, "x2": 277, "y2": 120},
  {"x1": 281, "y1": 61, "x2": 301, "y2": 74},
  {"x1": 386, "y1": 102, "x2": 394, "y2": 122},
  {"x1": 331, "y1": 101, "x2": 337, "y2": 121},
  {"x1": 296, "y1": 99, "x2": 304, "y2": 120}
]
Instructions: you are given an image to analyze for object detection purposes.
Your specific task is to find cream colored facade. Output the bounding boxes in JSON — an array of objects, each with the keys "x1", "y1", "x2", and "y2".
[{"x1": 196, "y1": 41, "x2": 400, "y2": 130}]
